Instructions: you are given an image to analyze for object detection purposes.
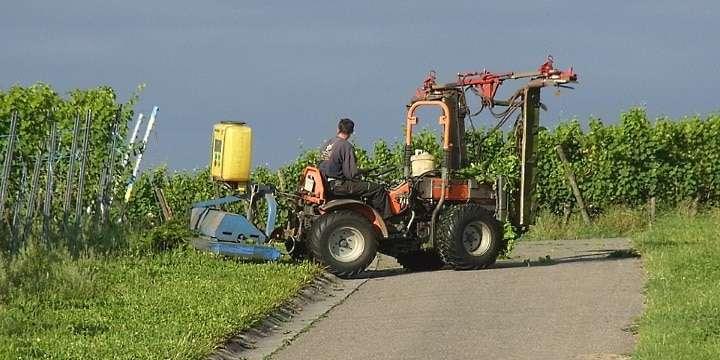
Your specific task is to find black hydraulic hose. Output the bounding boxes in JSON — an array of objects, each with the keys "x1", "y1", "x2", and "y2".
[{"x1": 430, "y1": 163, "x2": 448, "y2": 249}]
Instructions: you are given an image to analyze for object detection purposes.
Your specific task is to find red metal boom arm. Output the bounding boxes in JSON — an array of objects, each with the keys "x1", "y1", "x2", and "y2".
[{"x1": 414, "y1": 56, "x2": 577, "y2": 104}]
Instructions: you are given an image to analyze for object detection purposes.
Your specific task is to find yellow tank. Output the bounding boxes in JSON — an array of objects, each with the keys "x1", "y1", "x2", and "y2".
[{"x1": 211, "y1": 122, "x2": 252, "y2": 190}]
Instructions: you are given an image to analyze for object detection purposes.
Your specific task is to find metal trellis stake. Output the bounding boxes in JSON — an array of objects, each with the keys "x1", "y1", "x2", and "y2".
[
  {"x1": 107, "y1": 111, "x2": 143, "y2": 213},
  {"x1": 74, "y1": 109, "x2": 92, "y2": 229},
  {"x1": 121, "y1": 112, "x2": 144, "y2": 168},
  {"x1": 99, "y1": 107, "x2": 121, "y2": 224},
  {"x1": 0, "y1": 111, "x2": 19, "y2": 214},
  {"x1": 10, "y1": 163, "x2": 28, "y2": 251},
  {"x1": 63, "y1": 113, "x2": 82, "y2": 222},
  {"x1": 21, "y1": 151, "x2": 43, "y2": 243},
  {"x1": 43, "y1": 121, "x2": 59, "y2": 242},
  {"x1": 125, "y1": 106, "x2": 158, "y2": 202}
]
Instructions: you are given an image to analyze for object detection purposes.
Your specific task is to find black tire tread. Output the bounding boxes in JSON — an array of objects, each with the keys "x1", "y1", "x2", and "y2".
[
  {"x1": 436, "y1": 204, "x2": 502, "y2": 270},
  {"x1": 307, "y1": 210, "x2": 378, "y2": 278}
]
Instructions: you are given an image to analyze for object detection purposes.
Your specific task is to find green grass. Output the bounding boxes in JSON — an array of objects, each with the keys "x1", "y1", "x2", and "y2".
[
  {"x1": 522, "y1": 206, "x2": 649, "y2": 240},
  {"x1": 633, "y1": 209, "x2": 720, "y2": 359},
  {"x1": 0, "y1": 245, "x2": 321, "y2": 359}
]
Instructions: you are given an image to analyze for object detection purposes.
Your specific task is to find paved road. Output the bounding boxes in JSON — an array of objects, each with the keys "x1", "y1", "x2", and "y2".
[{"x1": 272, "y1": 238, "x2": 644, "y2": 360}]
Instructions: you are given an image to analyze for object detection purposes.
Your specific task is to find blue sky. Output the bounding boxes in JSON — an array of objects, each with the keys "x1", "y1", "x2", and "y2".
[{"x1": 2, "y1": 1, "x2": 718, "y2": 169}]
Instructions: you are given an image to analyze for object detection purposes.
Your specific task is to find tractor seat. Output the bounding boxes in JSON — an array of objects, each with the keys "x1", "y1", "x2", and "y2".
[
  {"x1": 327, "y1": 192, "x2": 368, "y2": 202},
  {"x1": 324, "y1": 177, "x2": 369, "y2": 203}
]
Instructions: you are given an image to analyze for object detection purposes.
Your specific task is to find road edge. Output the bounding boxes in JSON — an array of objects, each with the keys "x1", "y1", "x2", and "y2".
[{"x1": 206, "y1": 259, "x2": 377, "y2": 360}]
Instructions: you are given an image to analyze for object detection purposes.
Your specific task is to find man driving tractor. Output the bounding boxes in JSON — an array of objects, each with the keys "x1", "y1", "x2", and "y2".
[{"x1": 318, "y1": 118, "x2": 392, "y2": 218}]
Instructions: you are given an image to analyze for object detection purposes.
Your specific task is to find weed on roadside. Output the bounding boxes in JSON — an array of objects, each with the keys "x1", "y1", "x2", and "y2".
[{"x1": 523, "y1": 206, "x2": 649, "y2": 241}]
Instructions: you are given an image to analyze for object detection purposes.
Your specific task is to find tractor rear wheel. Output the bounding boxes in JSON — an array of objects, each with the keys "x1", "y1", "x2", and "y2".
[
  {"x1": 307, "y1": 210, "x2": 378, "y2": 278},
  {"x1": 396, "y1": 249, "x2": 445, "y2": 272},
  {"x1": 436, "y1": 204, "x2": 502, "y2": 270}
]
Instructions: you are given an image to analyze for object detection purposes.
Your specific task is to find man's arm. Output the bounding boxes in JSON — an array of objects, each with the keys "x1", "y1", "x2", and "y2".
[{"x1": 341, "y1": 143, "x2": 359, "y2": 179}]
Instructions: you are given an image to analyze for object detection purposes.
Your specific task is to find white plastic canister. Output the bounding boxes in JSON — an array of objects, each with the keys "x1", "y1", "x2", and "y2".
[{"x1": 410, "y1": 150, "x2": 436, "y2": 176}]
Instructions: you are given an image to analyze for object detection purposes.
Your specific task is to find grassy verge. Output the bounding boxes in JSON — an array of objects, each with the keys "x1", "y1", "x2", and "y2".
[
  {"x1": 522, "y1": 206, "x2": 649, "y2": 240},
  {"x1": 0, "y1": 245, "x2": 321, "y2": 359},
  {"x1": 633, "y1": 210, "x2": 720, "y2": 359}
]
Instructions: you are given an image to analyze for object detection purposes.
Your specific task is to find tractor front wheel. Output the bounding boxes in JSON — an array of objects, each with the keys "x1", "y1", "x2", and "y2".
[
  {"x1": 307, "y1": 210, "x2": 378, "y2": 278},
  {"x1": 436, "y1": 204, "x2": 502, "y2": 270}
]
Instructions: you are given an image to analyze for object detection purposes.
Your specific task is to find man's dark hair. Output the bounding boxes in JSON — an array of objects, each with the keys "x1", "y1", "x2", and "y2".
[{"x1": 338, "y1": 118, "x2": 354, "y2": 135}]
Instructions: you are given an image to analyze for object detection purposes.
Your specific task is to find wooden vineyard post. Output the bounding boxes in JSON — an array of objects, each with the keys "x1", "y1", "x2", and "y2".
[
  {"x1": 649, "y1": 196, "x2": 656, "y2": 228},
  {"x1": 562, "y1": 202, "x2": 572, "y2": 225},
  {"x1": 555, "y1": 145, "x2": 591, "y2": 225},
  {"x1": 153, "y1": 187, "x2": 173, "y2": 222},
  {"x1": 277, "y1": 170, "x2": 286, "y2": 192}
]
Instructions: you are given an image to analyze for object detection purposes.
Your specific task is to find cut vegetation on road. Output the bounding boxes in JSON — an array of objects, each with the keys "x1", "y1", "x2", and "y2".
[
  {"x1": 0, "y1": 246, "x2": 320, "y2": 359},
  {"x1": 633, "y1": 210, "x2": 720, "y2": 359}
]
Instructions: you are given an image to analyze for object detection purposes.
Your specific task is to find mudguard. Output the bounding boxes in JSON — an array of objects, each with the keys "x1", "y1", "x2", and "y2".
[{"x1": 320, "y1": 199, "x2": 389, "y2": 238}]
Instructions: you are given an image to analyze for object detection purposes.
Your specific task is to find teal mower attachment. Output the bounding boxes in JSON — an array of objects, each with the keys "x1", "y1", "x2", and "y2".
[{"x1": 189, "y1": 185, "x2": 282, "y2": 261}]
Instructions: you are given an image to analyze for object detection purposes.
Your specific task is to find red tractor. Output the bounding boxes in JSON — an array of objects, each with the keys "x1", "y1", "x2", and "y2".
[{"x1": 284, "y1": 57, "x2": 578, "y2": 277}]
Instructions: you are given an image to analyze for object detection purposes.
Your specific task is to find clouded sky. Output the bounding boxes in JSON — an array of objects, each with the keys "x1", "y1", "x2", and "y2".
[{"x1": 2, "y1": 1, "x2": 718, "y2": 169}]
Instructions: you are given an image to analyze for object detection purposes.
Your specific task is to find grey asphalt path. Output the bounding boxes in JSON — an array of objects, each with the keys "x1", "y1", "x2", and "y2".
[{"x1": 272, "y1": 238, "x2": 644, "y2": 360}]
